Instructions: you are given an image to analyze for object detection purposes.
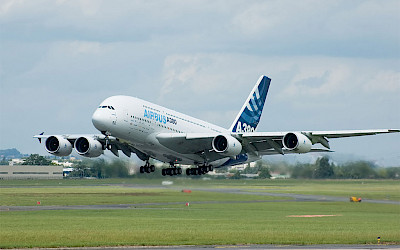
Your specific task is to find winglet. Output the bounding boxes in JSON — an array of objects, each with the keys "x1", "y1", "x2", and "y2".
[
  {"x1": 37, "y1": 132, "x2": 44, "y2": 143},
  {"x1": 230, "y1": 75, "x2": 271, "y2": 133}
]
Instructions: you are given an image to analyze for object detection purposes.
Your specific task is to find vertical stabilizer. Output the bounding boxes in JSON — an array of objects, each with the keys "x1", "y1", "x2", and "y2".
[{"x1": 230, "y1": 75, "x2": 271, "y2": 133}]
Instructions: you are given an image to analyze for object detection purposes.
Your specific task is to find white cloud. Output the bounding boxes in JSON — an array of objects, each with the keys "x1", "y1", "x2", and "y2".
[
  {"x1": 362, "y1": 70, "x2": 400, "y2": 93},
  {"x1": 1, "y1": 0, "x2": 399, "y2": 165}
]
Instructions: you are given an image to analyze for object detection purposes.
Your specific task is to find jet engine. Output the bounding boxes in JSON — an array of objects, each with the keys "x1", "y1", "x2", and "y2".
[
  {"x1": 212, "y1": 135, "x2": 242, "y2": 156},
  {"x1": 74, "y1": 137, "x2": 104, "y2": 158},
  {"x1": 45, "y1": 136, "x2": 73, "y2": 156},
  {"x1": 283, "y1": 132, "x2": 312, "y2": 153}
]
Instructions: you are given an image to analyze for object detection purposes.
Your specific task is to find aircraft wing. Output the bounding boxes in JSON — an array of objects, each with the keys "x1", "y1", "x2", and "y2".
[
  {"x1": 155, "y1": 129, "x2": 399, "y2": 158},
  {"x1": 306, "y1": 129, "x2": 400, "y2": 138},
  {"x1": 238, "y1": 129, "x2": 400, "y2": 155}
]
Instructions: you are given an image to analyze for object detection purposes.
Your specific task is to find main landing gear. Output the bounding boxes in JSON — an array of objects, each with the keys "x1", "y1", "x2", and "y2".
[
  {"x1": 186, "y1": 165, "x2": 213, "y2": 176},
  {"x1": 139, "y1": 161, "x2": 155, "y2": 174},
  {"x1": 162, "y1": 164, "x2": 182, "y2": 176}
]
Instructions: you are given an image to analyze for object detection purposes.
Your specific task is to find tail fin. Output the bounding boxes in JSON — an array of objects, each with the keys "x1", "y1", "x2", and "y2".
[{"x1": 230, "y1": 75, "x2": 271, "y2": 133}]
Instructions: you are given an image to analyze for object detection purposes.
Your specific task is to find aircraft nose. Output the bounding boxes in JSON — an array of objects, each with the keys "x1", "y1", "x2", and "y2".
[{"x1": 92, "y1": 109, "x2": 108, "y2": 132}]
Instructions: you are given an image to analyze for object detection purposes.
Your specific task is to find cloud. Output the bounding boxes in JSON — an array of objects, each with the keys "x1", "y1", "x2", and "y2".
[{"x1": 0, "y1": 0, "x2": 399, "y2": 165}]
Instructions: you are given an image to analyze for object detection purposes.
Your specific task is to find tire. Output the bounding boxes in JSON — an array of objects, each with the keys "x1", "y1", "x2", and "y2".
[
  {"x1": 150, "y1": 165, "x2": 155, "y2": 172},
  {"x1": 140, "y1": 166, "x2": 144, "y2": 173},
  {"x1": 186, "y1": 168, "x2": 191, "y2": 175}
]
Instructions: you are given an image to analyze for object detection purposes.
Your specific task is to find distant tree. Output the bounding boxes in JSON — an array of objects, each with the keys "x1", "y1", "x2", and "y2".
[
  {"x1": 70, "y1": 161, "x2": 89, "y2": 177},
  {"x1": 386, "y1": 167, "x2": 400, "y2": 179},
  {"x1": 0, "y1": 157, "x2": 8, "y2": 165},
  {"x1": 258, "y1": 166, "x2": 271, "y2": 179},
  {"x1": 341, "y1": 161, "x2": 378, "y2": 179},
  {"x1": 69, "y1": 159, "x2": 131, "y2": 178},
  {"x1": 22, "y1": 154, "x2": 52, "y2": 165},
  {"x1": 291, "y1": 163, "x2": 314, "y2": 179},
  {"x1": 230, "y1": 171, "x2": 242, "y2": 179},
  {"x1": 314, "y1": 156, "x2": 334, "y2": 179}
]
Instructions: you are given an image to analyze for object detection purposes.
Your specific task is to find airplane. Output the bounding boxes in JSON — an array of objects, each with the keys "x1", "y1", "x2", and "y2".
[{"x1": 34, "y1": 75, "x2": 399, "y2": 176}]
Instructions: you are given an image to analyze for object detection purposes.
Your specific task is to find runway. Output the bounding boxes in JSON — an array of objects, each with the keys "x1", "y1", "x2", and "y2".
[{"x1": 188, "y1": 187, "x2": 400, "y2": 205}]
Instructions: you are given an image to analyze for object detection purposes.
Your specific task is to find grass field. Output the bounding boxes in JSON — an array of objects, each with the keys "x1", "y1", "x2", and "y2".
[
  {"x1": 215, "y1": 179, "x2": 400, "y2": 201},
  {"x1": 1, "y1": 178, "x2": 399, "y2": 248}
]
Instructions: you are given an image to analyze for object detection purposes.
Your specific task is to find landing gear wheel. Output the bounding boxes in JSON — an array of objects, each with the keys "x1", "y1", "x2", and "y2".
[
  {"x1": 150, "y1": 165, "x2": 155, "y2": 172},
  {"x1": 140, "y1": 166, "x2": 144, "y2": 173}
]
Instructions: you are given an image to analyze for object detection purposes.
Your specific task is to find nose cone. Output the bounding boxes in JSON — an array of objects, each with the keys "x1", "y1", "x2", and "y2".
[{"x1": 92, "y1": 109, "x2": 108, "y2": 132}]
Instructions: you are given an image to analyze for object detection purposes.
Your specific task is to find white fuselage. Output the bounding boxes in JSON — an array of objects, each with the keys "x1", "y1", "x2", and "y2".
[{"x1": 91, "y1": 95, "x2": 259, "y2": 166}]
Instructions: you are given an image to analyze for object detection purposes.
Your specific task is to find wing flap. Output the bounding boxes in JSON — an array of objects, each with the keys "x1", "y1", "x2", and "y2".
[{"x1": 156, "y1": 133, "x2": 216, "y2": 154}]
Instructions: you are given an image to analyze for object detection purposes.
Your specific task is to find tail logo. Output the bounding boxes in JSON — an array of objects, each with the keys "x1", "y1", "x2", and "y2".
[{"x1": 232, "y1": 76, "x2": 270, "y2": 133}]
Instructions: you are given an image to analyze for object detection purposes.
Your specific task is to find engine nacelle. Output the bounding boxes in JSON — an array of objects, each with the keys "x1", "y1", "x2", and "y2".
[
  {"x1": 74, "y1": 137, "x2": 104, "y2": 158},
  {"x1": 212, "y1": 135, "x2": 242, "y2": 157},
  {"x1": 45, "y1": 136, "x2": 73, "y2": 156},
  {"x1": 283, "y1": 132, "x2": 312, "y2": 153}
]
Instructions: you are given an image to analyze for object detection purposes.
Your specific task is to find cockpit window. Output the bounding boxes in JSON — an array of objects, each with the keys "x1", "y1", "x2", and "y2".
[{"x1": 99, "y1": 105, "x2": 115, "y2": 110}]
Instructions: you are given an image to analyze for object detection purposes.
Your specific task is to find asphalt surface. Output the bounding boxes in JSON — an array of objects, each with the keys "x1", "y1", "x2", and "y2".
[{"x1": 188, "y1": 187, "x2": 400, "y2": 205}]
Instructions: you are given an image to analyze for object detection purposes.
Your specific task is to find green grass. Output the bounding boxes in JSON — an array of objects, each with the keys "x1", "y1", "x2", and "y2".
[
  {"x1": 166, "y1": 179, "x2": 399, "y2": 201},
  {"x1": 0, "y1": 179, "x2": 399, "y2": 248},
  {"x1": 0, "y1": 186, "x2": 286, "y2": 206},
  {"x1": 231, "y1": 179, "x2": 400, "y2": 201},
  {"x1": 1, "y1": 202, "x2": 399, "y2": 248}
]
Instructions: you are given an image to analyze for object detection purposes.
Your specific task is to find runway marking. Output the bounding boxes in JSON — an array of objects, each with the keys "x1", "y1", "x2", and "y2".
[{"x1": 287, "y1": 214, "x2": 342, "y2": 218}]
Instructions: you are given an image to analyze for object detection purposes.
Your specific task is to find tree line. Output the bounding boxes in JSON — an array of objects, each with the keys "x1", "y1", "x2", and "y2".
[
  {"x1": 16, "y1": 154, "x2": 400, "y2": 179},
  {"x1": 288, "y1": 156, "x2": 400, "y2": 179}
]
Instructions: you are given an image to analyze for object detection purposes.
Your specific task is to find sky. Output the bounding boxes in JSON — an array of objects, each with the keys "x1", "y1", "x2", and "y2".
[{"x1": 0, "y1": 0, "x2": 399, "y2": 166}]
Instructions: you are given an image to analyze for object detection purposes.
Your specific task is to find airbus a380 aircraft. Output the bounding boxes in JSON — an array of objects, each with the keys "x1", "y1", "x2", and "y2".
[{"x1": 35, "y1": 75, "x2": 399, "y2": 176}]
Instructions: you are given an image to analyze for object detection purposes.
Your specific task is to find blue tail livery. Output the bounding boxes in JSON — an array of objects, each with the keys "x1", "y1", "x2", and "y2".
[{"x1": 230, "y1": 75, "x2": 271, "y2": 133}]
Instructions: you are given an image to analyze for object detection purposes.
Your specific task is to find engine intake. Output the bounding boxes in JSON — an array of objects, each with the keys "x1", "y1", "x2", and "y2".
[
  {"x1": 74, "y1": 137, "x2": 104, "y2": 158},
  {"x1": 45, "y1": 136, "x2": 73, "y2": 156},
  {"x1": 283, "y1": 132, "x2": 312, "y2": 153},
  {"x1": 212, "y1": 135, "x2": 242, "y2": 156}
]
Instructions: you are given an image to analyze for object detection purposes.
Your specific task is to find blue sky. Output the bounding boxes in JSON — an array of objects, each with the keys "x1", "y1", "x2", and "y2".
[{"x1": 1, "y1": 0, "x2": 399, "y2": 166}]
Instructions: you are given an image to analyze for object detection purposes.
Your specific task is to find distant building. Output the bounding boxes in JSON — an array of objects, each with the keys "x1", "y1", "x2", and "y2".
[
  {"x1": 9, "y1": 159, "x2": 25, "y2": 166},
  {"x1": 270, "y1": 172, "x2": 290, "y2": 179},
  {"x1": 51, "y1": 160, "x2": 74, "y2": 167},
  {"x1": 0, "y1": 165, "x2": 63, "y2": 179},
  {"x1": 240, "y1": 173, "x2": 259, "y2": 178}
]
